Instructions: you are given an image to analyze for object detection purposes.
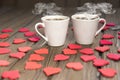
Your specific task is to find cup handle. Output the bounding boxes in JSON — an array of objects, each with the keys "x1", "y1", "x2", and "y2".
[
  {"x1": 95, "y1": 18, "x2": 106, "y2": 36},
  {"x1": 35, "y1": 23, "x2": 48, "y2": 41}
]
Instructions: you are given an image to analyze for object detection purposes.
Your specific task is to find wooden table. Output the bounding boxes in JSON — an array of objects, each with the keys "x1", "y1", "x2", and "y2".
[{"x1": 0, "y1": 7, "x2": 120, "y2": 80}]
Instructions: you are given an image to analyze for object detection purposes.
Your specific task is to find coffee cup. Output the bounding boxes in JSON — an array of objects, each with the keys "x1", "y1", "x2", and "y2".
[
  {"x1": 71, "y1": 13, "x2": 106, "y2": 45},
  {"x1": 35, "y1": 15, "x2": 69, "y2": 46}
]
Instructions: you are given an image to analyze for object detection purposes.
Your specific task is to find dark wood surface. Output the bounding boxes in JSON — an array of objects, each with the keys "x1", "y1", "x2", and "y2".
[{"x1": 0, "y1": 7, "x2": 120, "y2": 80}]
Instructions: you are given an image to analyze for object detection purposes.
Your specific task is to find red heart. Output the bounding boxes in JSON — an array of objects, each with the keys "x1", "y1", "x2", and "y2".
[
  {"x1": 118, "y1": 36, "x2": 120, "y2": 39},
  {"x1": 19, "y1": 27, "x2": 29, "y2": 32},
  {"x1": 34, "y1": 48, "x2": 48, "y2": 54},
  {"x1": 0, "y1": 60, "x2": 10, "y2": 66},
  {"x1": 79, "y1": 48, "x2": 94, "y2": 55},
  {"x1": 0, "y1": 33, "x2": 9, "y2": 39},
  {"x1": 10, "y1": 52, "x2": 25, "y2": 59},
  {"x1": 93, "y1": 58, "x2": 109, "y2": 67},
  {"x1": 24, "y1": 31, "x2": 36, "y2": 37},
  {"x1": 18, "y1": 46, "x2": 32, "y2": 52},
  {"x1": 80, "y1": 55, "x2": 96, "y2": 62},
  {"x1": 28, "y1": 36, "x2": 40, "y2": 42},
  {"x1": 102, "y1": 34, "x2": 114, "y2": 39},
  {"x1": 100, "y1": 40, "x2": 113, "y2": 45},
  {"x1": 106, "y1": 22, "x2": 115, "y2": 26},
  {"x1": 43, "y1": 67, "x2": 61, "y2": 76},
  {"x1": 28, "y1": 54, "x2": 45, "y2": 61},
  {"x1": 98, "y1": 68, "x2": 117, "y2": 78},
  {"x1": 118, "y1": 48, "x2": 120, "y2": 53},
  {"x1": 0, "y1": 42, "x2": 10, "y2": 47},
  {"x1": 118, "y1": 31, "x2": 120, "y2": 35},
  {"x1": 25, "y1": 61, "x2": 42, "y2": 70},
  {"x1": 0, "y1": 48, "x2": 11, "y2": 54},
  {"x1": 66, "y1": 62, "x2": 83, "y2": 70},
  {"x1": 107, "y1": 53, "x2": 120, "y2": 61},
  {"x1": 13, "y1": 38, "x2": 26, "y2": 44},
  {"x1": 68, "y1": 43, "x2": 82, "y2": 49},
  {"x1": 95, "y1": 46, "x2": 110, "y2": 52},
  {"x1": 63, "y1": 48, "x2": 77, "y2": 55},
  {"x1": 2, "y1": 70, "x2": 20, "y2": 80},
  {"x1": 1, "y1": 28, "x2": 13, "y2": 33},
  {"x1": 54, "y1": 54, "x2": 70, "y2": 61},
  {"x1": 102, "y1": 26, "x2": 110, "y2": 30}
]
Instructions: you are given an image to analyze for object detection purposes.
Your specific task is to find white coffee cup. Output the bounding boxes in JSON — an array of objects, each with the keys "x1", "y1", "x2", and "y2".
[
  {"x1": 71, "y1": 13, "x2": 106, "y2": 45},
  {"x1": 35, "y1": 15, "x2": 69, "y2": 46}
]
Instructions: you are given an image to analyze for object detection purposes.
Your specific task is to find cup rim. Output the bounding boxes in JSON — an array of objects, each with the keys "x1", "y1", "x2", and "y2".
[
  {"x1": 71, "y1": 13, "x2": 100, "y2": 21},
  {"x1": 41, "y1": 15, "x2": 70, "y2": 22}
]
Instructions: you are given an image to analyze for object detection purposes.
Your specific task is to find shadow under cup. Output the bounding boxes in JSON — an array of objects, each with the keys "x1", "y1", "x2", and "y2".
[
  {"x1": 71, "y1": 14, "x2": 106, "y2": 45},
  {"x1": 38, "y1": 15, "x2": 70, "y2": 46}
]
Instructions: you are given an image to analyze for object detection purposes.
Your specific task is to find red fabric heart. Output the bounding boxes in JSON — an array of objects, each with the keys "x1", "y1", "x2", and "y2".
[
  {"x1": 19, "y1": 27, "x2": 29, "y2": 32},
  {"x1": 118, "y1": 32, "x2": 120, "y2": 35},
  {"x1": 0, "y1": 48, "x2": 11, "y2": 54},
  {"x1": 10, "y1": 52, "x2": 25, "y2": 59},
  {"x1": 34, "y1": 48, "x2": 48, "y2": 54},
  {"x1": 106, "y1": 22, "x2": 115, "y2": 26},
  {"x1": 118, "y1": 48, "x2": 120, "y2": 53},
  {"x1": 28, "y1": 54, "x2": 45, "y2": 61},
  {"x1": 79, "y1": 48, "x2": 94, "y2": 55},
  {"x1": 0, "y1": 33, "x2": 9, "y2": 39},
  {"x1": 98, "y1": 68, "x2": 117, "y2": 78},
  {"x1": 63, "y1": 48, "x2": 77, "y2": 55},
  {"x1": 0, "y1": 42, "x2": 10, "y2": 47},
  {"x1": 68, "y1": 43, "x2": 82, "y2": 49},
  {"x1": 54, "y1": 54, "x2": 70, "y2": 61},
  {"x1": 107, "y1": 53, "x2": 120, "y2": 61},
  {"x1": 102, "y1": 26, "x2": 110, "y2": 30},
  {"x1": 13, "y1": 38, "x2": 26, "y2": 44},
  {"x1": 66, "y1": 62, "x2": 83, "y2": 70},
  {"x1": 25, "y1": 61, "x2": 42, "y2": 70},
  {"x1": 95, "y1": 46, "x2": 110, "y2": 52},
  {"x1": 1, "y1": 70, "x2": 20, "y2": 80},
  {"x1": 43, "y1": 67, "x2": 61, "y2": 76},
  {"x1": 102, "y1": 34, "x2": 114, "y2": 39},
  {"x1": 28, "y1": 36, "x2": 40, "y2": 42},
  {"x1": 100, "y1": 40, "x2": 113, "y2": 45},
  {"x1": 0, "y1": 60, "x2": 10, "y2": 66},
  {"x1": 93, "y1": 58, "x2": 109, "y2": 67},
  {"x1": 24, "y1": 31, "x2": 36, "y2": 37},
  {"x1": 1, "y1": 28, "x2": 13, "y2": 33},
  {"x1": 18, "y1": 46, "x2": 32, "y2": 52},
  {"x1": 80, "y1": 55, "x2": 96, "y2": 62},
  {"x1": 118, "y1": 36, "x2": 120, "y2": 39}
]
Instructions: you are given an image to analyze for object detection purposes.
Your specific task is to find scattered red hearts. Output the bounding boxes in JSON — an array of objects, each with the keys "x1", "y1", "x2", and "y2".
[
  {"x1": 13, "y1": 38, "x2": 26, "y2": 44},
  {"x1": 107, "y1": 53, "x2": 120, "y2": 61},
  {"x1": 0, "y1": 33, "x2": 9, "y2": 39},
  {"x1": 95, "y1": 46, "x2": 110, "y2": 52},
  {"x1": 100, "y1": 40, "x2": 113, "y2": 45},
  {"x1": 102, "y1": 34, "x2": 114, "y2": 39},
  {"x1": 9, "y1": 52, "x2": 25, "y2": 59},
  {"x1": 19, "y1": 27, "x2": 29, "y2": 32},
  {"x1": 0, "y1": 42, "x2": 10, "y2": 47},
  {"x1": 24, "y1": 31, "x2": 36, "y2": 37},
  {"x1": 54, "y1": 54, "x2": 70, "y2": 61},
  {"x1": 0, "y1": 60, "x2": 10, "y2": 66},
  {"x1": 68, "y1": 43, "x2": 82, "y2": 49},
  {"x1": 66, "y1": 62, "x2": 83, "y2": 70},
  {"x1": 1, "y1": 28, "x2": 13, "y2": 33},
  {"x1": 93, "y1": 58, "x2": 109, "y2": 67},
  {"x1": 43, "y1": 67, "x2": 61, "y2": 76},
  {"x1": 1, "y1": 70, "x2": 20, "y2": 80},
  {"x1": 0, "y1": 48, "x2": 11, "y2": 54},
  {"x1": 25, "y1": 61, "x2": 42, "y2": 70},
  {"x1": 98, "y1": 68, "x2": 117, "y2": 78},
  {"x1": 106, "y1": 22, "x2": 115, "y2": 27},
  {"x1": 34, "y1": 48, "x2": 48, "y2": 54},
  {"x1": 28, "y1": 54, "x2": 45, "y2": 61},
  {"x1": 80, "y1": 55, "x2": 96, "y2": 62},
  {"x1": 28, "y1": 36, "x2": 40, "y2": 42},
  {"x1": 79, "y1": 48, "x2": 94, "y2": 55},
  {"x1": 63, "y1": 48, "x2": 77, "y2": 55},
  {"x1": 102, "y1": 26, "x2": 110, "y2": 30},
  {"x1": 18, "y1": 46, "x2": 32, "y2": 52}
]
